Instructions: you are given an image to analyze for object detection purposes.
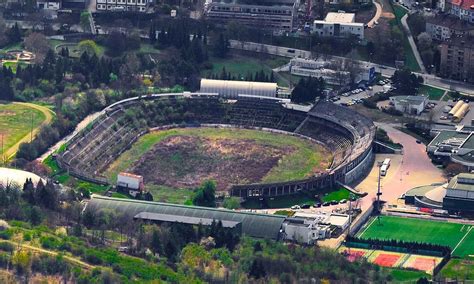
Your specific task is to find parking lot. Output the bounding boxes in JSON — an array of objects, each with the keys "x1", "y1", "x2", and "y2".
[{"x1": 330, "y1": 80, "x2": 390, "y2": 107}]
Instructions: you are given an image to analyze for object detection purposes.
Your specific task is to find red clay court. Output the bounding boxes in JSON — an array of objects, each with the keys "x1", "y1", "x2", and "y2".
[
  {"x1": 407, "y1": 257, "x2": 438, "y2": 272},
  {"x1": 374, "y1": 253, "x2": 400, "y2": 267},
  {"x1": 343, "y1": 250, "x2": 366, "y2": 262}
]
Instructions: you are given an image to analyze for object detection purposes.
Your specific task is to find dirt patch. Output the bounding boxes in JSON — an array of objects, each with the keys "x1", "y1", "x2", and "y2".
[
  {"x1": 130, "y1": 135, "x2": 294, "y2": 191},
  {"x1": 0, "y1": 111, "x2": 16, "y2": 116}
]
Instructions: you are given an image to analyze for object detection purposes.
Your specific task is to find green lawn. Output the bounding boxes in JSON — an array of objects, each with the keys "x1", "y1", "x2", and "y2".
[
  {"x1": 148, "y1": 184, "x2": 194, "y2": 204},
  {"x1": 440, "y1": 258, "x2": 474, "y2": 280},
  {"x1": 0, "y1": 103, "x2": 46, "y2": 153},
  {"x1": 358, "y1": 216, "x2": 474, "y2": 257},
  {"x1": 387, "y1": 268, "x2": 430, "y2": 282},
  {"x1": 391, "y1": 5, "x2": 421, "y2": 72},
  {"x1": 242, "y1": 192, "x2": 317, "y2": 209},
  {"x1": 203, "y1": 55, "x2": 290, "y2": 87},
  {"x1": 1, "y1": 61, "x2": 28, "y2": 73},
  {"x1": 418, "y1": 85, "x2": 446, "y2": 100},
  {"x1": 321, "y1": 187, "x2": 352, "y2": 202},
  {"x1": 0, "y1": 42, "x2": 22, "y2": 52},
  {"x1": 105, "y1": 127, "x2": 330, "y2": 184}
]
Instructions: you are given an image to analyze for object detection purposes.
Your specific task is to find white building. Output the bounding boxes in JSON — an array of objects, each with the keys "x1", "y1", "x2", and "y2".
[
  {"x1": 289, "y1": 57, "x2": 376, "y2": 85},
  {"x1": 313, "y1": 12, "x2": 364, "y2": 39},
  {"x1": 37, "y1": 0, "x2": 61, "y2": 10},
  {"x1": 282, "y1": 212, "x2": 350, "y2": 244},
  {"x1": 117, "y1": 172, "x2": 145, "y2": 196},
  {"x1": 389, "y1": 96, "x2": 428, "y2": 115},
  {"x1": 425, "y1": 15, "x2": 474, "y2": 40},
  {"x1": 200, "y1": 79, "x2": 278, "y2": 98},
  {"x1": 448, "y1": 0, "x2": 474, "y2": 23},
  {"x1": 96, "y1": 0, "x2": 149, "y2": 12}
]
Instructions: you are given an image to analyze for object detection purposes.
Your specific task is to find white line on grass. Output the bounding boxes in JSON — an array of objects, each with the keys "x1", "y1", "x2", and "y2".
[
  {"x1": 452, "y1": 226, "x2": 473, "y2": 255},
  {"x1": 358, "y1": 216, "x2": 378, "y2": 238}
]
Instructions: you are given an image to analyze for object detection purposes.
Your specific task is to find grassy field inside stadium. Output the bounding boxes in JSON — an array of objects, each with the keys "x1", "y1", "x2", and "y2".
[
  {"x1": 358, "y1": 216, "x2": 474, "y2": 257},
  {"x1": 0, "y1": 103, "x2": 52, "y2": 159},
  {"x1": 104, "y1": 127, "x2": 331, "y2": 197}
]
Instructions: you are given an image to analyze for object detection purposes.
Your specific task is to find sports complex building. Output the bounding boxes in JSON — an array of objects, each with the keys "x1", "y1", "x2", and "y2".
[
  {"x1": 405, "y1": 173, "x2": 474, "y2": 214},
  {"x1": 427, "y1": 125, "x2": 474, "y2": 169}
]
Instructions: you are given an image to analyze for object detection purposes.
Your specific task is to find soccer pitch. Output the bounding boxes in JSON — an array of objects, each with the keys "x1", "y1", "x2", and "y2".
[{"x1": 358, "y1": 216, "x2": 474, "y2": 257}]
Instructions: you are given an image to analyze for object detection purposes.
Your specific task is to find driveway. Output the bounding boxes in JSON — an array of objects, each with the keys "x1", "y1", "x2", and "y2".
[
  {"x1": 356, "y1": 123, "x2": 445, "y2": 211},
  {"x1": 367, "y1": 0, "x2": 383, "y2": 28}
]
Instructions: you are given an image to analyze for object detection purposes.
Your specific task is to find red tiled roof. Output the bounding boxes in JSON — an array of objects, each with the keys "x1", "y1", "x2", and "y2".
[{"x1": 450, "y1": 0, "x2": 474, "y2": 10}]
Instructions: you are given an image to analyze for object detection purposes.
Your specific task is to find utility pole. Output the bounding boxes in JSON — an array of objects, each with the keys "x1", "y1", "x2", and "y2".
[{"x1": 376, "y1": 161, "x2": 383, "y2": 214}]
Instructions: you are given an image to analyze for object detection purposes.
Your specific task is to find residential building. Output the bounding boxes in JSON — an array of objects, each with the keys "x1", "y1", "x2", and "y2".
[
  {"x1": 389, "y1": 96, "x2": 428, "y2": 115},
  {"x1": 447, "y1": 0, "x2": 474, "y2": 23},
  {"x1": 204, "y1": 0, "x2": 300, "y2": 31},
  {"x1": 96, "y1": 0, "x2": 149, "y2": 12},
  {"x1": 438, "y1": 36, "x2": 474, "y2": 83},
  {"x1": 313, "y1": 12, "x2": 364, "y2": 39},
  {"x1": 425, "y1": 15, "x2": 474, "y2": 40},
  {"x1": 36, "y1": 0, "x2": 61, "y2": 10},
  {"x1": 117, "y1": 172, "x2": 145, "y2": 197},
  {"x1": 61, "y1": 0, "x2": 86, "y2": 9}
]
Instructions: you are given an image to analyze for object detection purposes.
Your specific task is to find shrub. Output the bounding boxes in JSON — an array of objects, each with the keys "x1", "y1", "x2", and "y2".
[
  {"x1": 40, "y1": 236, "x2": 62, "y2": 250},
  {"x1": 0, "y1": 229, "x2": 13, "y2": 240},
  {"x1": 0, "y1": 242, "x2": 15, "y2": 252}
]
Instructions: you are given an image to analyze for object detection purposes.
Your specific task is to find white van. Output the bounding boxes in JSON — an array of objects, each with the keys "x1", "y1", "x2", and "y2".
[
  {"x1": 380, "y1": 164, "x2": 388, "y2": 176},
  {"x1": 383, "y1": 158, "x2": 391, "y2": 168}
]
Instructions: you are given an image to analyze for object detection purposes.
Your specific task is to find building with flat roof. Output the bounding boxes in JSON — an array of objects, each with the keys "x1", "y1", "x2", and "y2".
[
  {"x1": 389, "y1": 96, "x2": 428, "y2": 115},
  {"x1": 313, "y1": 12, "x2": 364, "y2": 39},
  {"x1": 427, "y1": 126, "x2": 474, "y2": 168},
  {"x1": 200, "y1": 79, "x2": 278, "y2": 98},
  {"x1": 96, "y1": 0, "x2": 150, "y2": 12},
  {"x1": 444, "y1": 173, "x2": 474, "y2": 213},
  {"x1": 204, "y1": 0, "x2": 299, "y2": 31}
]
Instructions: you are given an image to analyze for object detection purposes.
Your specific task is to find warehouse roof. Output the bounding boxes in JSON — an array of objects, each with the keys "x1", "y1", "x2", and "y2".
[
  {"x1": 324, "y1": 12, "x2": 355, "y2": 23},
  {"x1": 428, "y1": 130, "x2": 470, "y2": 148},
  {"x1": 447, "y1": 173, "x2": 474, "y2": 191},
  {"x1": 390, "y1": 95, "x2": 427, "y2": 106},
  {"x1": 134, "y1": 212, "x2": 241, "y2": 228},
  {"x1": 86, "y1": 196, "x2": 286, "y2": 239},
  {"x1": 200, "y1": 79, "x2": 277, "y2": 96}
]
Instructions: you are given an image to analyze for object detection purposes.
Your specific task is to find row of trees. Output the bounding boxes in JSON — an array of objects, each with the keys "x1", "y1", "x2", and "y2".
[{"x1": 206, "y1": 67, "x2": 276, "y2": 83}]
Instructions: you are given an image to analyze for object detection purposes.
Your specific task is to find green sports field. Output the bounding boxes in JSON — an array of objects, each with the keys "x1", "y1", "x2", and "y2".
[{"x1": 358, "y1": 215, "x2": 474, "y2": 257}]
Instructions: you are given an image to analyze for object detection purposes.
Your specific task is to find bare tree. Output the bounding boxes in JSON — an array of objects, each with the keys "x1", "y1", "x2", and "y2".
[{"x1": 23, "y1": 32, "x2": 50, "y2": 62}]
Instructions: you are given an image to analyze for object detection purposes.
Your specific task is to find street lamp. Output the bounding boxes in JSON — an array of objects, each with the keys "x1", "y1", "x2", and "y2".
[{"x1": 376, "y1": 161, "x2": 383, "y2": 213}]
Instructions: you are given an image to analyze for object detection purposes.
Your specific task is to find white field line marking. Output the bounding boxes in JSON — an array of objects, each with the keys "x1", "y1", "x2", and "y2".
[
  {"x1": 461, "y1": 225, "x2": 465, "y2": 232},
  {"x1": 359, "y1": 217, "x2": 378, "y2": 238},
  {"x1": 452, "y1": 226, "x2": 473, "y2": 255}
]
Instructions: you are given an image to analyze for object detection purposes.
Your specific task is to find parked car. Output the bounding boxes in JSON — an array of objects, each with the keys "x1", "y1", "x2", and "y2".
[
  {"x1": 416, "y1": 140, "x2": 422, "y2": 144},
  {"x1": 330, "y1": 200, "x2": 339, "y2": 205},
  {"x1": 314, "y1": 202, "x2": 322, "y2": 208},
  {"x1": 322, "y1": 202, "x2": 330, "y2": 207},
  {"x1": 339, "y1": 199, "x2": 347, "y2": 204},
  {"x1": 300, "y1": 204, "x2": 311, "y2": 209},
  {"x1": 290, "y1": 205, "x2": 301, "y2": 210}
]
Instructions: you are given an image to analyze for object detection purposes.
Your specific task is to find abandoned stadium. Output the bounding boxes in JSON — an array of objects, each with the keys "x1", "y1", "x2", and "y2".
[{"x1": 57, "y1": 93, "x2": 375, "y2": 200}]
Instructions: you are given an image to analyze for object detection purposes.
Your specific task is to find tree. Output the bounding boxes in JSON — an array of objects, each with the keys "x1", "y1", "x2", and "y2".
[
  {"x1": 24, "y1": 33, "x2": 50, "y2": 62},
  {"x1": 417, "y1": 32, "x2": 432, "y2": 51},
  {"x1": 7, "y1": 23, "x2": 22, "y2": 44},
  {"x1": 192, "y1": 180, "x2": 216, "y2": 207},
  {"x1": 0, "y1": 16, "x2": 9, "y2": 47},
  {"x1": 106, "y1": 31, "x2": 127, "y2": 57},
  {"x1": 80, "y1": 11, "x2": 91, "y2": 32},
  {"x1": 151, "y1": 228, "x2": 163, "y2": 256},
  {"x1": 391, "y1": 68, "x2": 423, "y2": 96},
  {"x1": 78, "y1": 40, "x2": 100, "y2": 56},
  {"x1": 291, "y1": 76, "x2": 325, "y2": 104},
  {"x1": 249, "y1": 258, "x2": 266, "y2": 279},
  {"x1": 213, "y1": 33, "x2": 229, "y2": 58},
  {"x1": 223, "y1": 197, "x2": 240, "y2": 210}
]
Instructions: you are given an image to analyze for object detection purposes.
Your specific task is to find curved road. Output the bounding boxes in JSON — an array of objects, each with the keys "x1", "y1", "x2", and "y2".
[
  {"x1": 367, "y1": 0, "x2": 383, "y2": 28},
  {"x1": 4, "y1": 102, "x2": 55, "y2": 160}
]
